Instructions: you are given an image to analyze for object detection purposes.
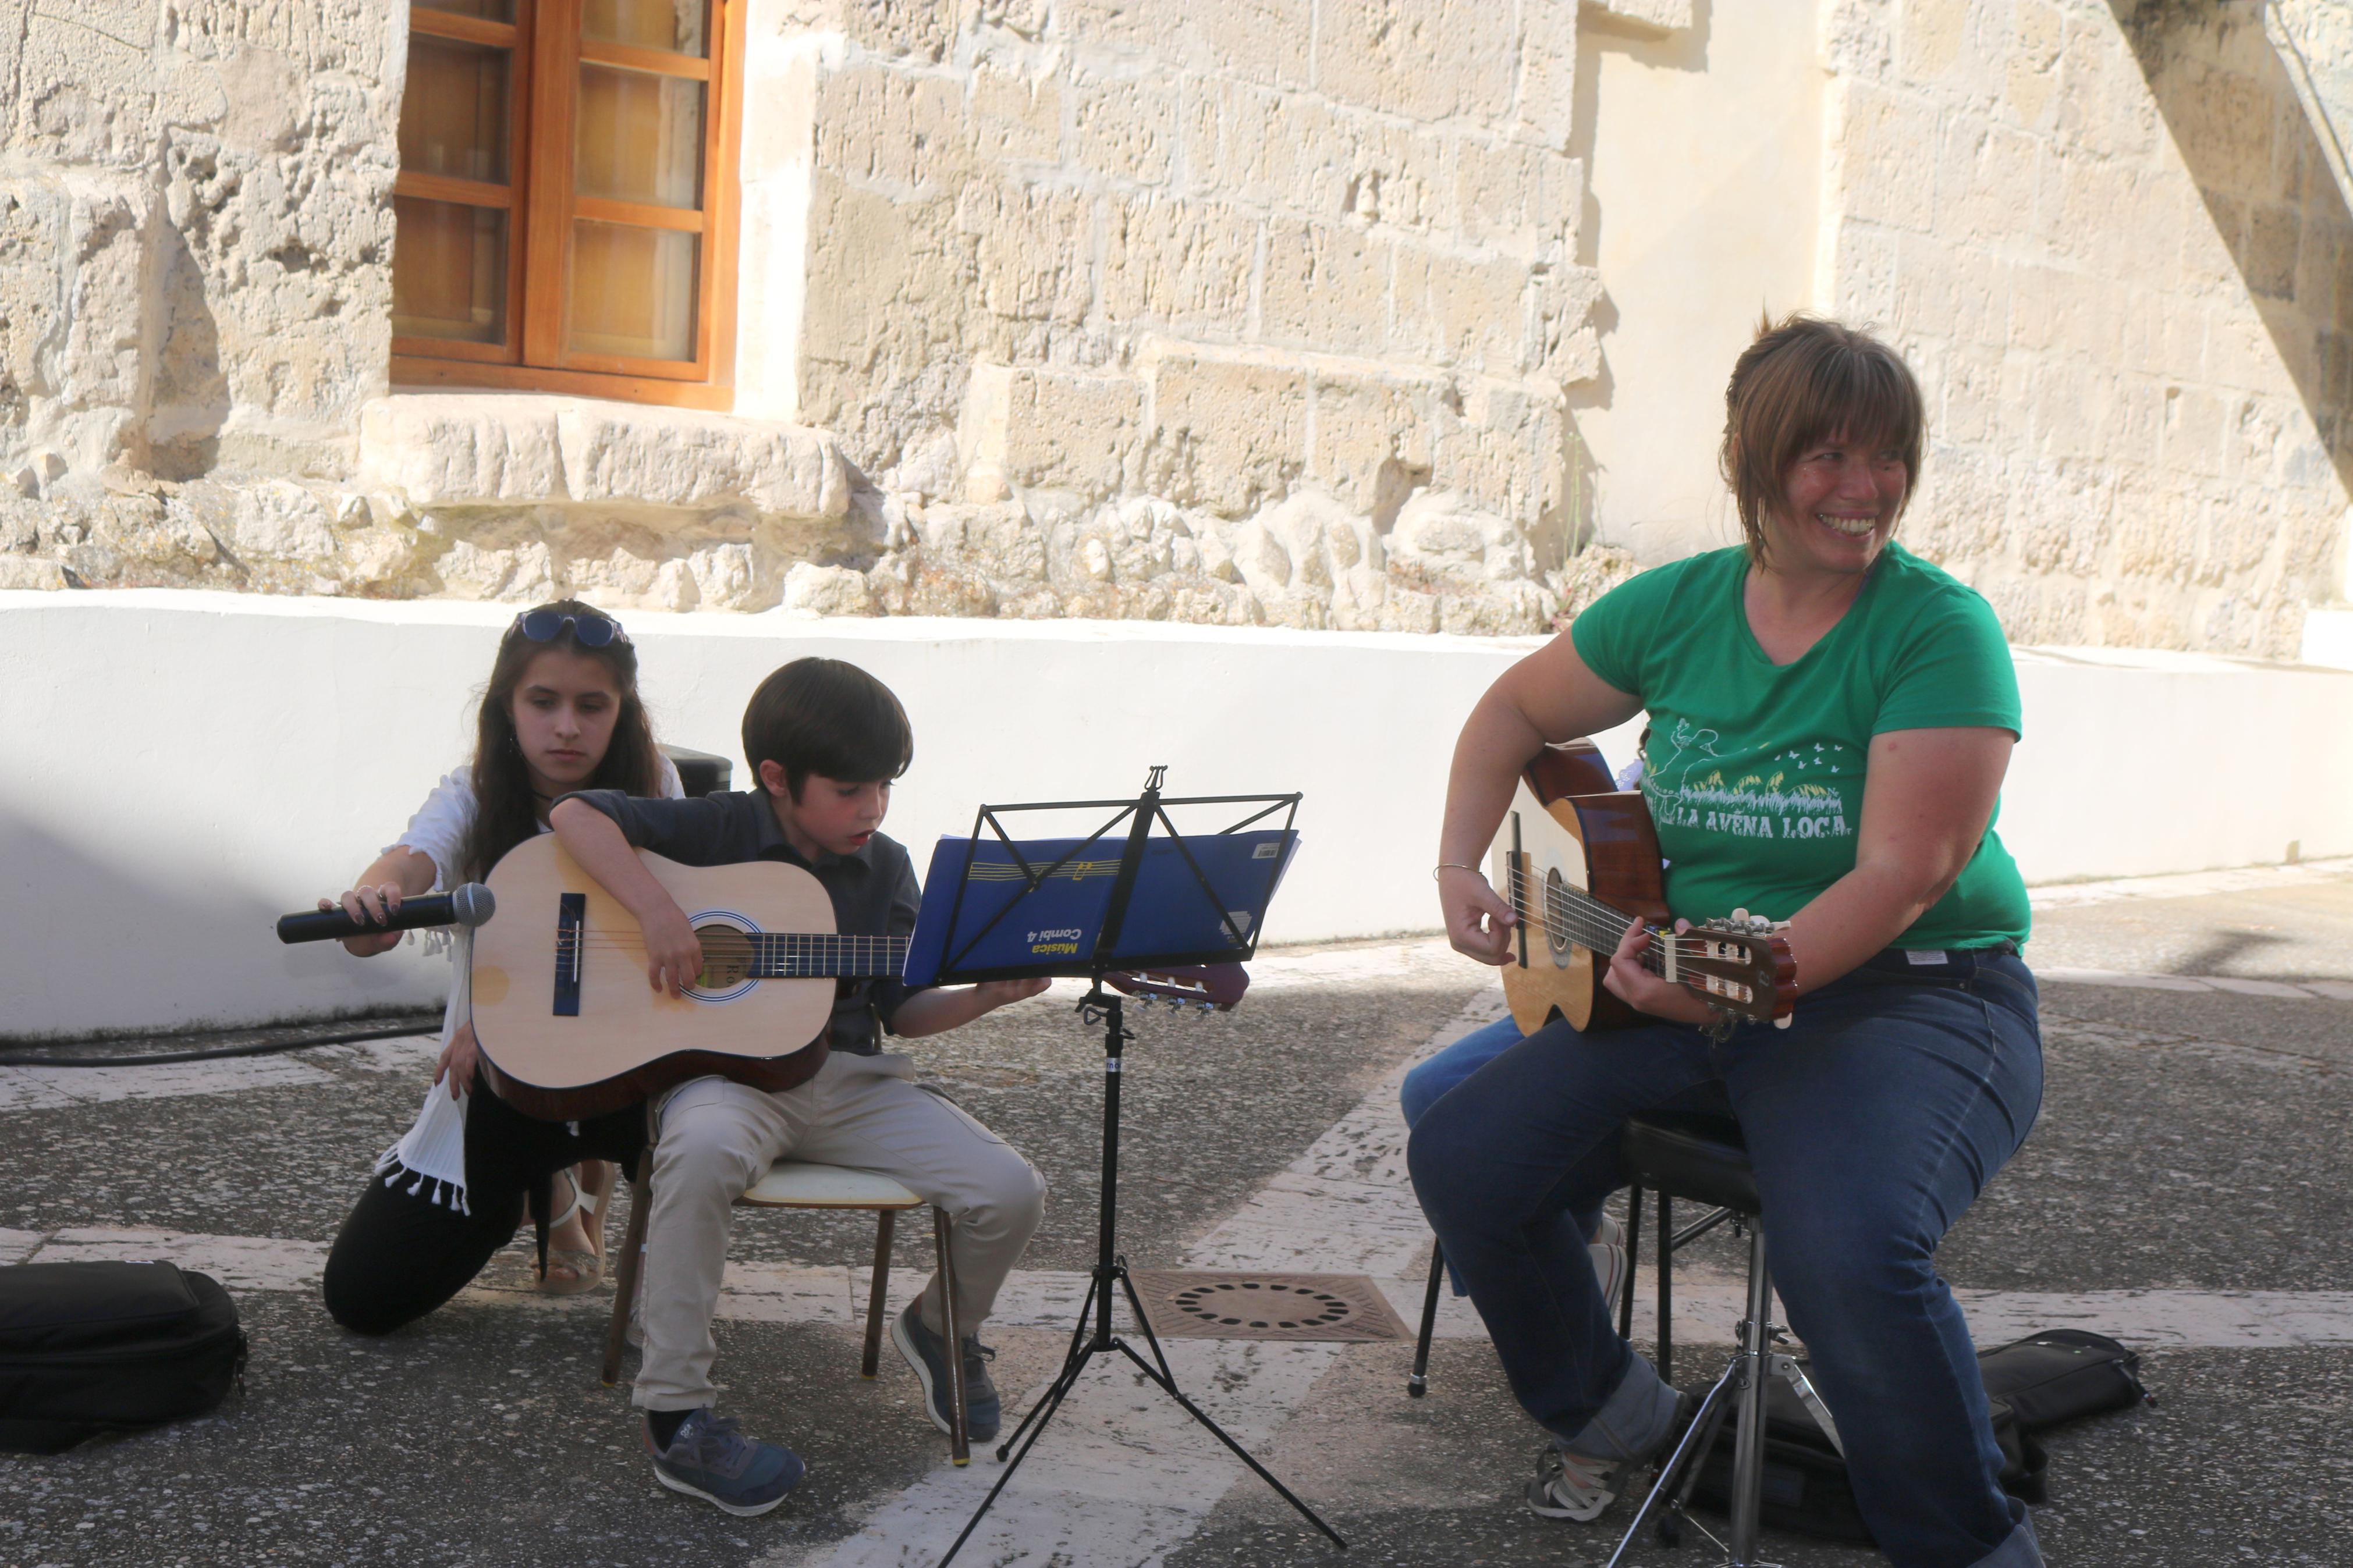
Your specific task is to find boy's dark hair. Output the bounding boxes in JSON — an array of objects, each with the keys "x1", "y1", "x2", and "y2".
[{"x1": 742, "y1": 657, "x2": 914, "y2": 800}]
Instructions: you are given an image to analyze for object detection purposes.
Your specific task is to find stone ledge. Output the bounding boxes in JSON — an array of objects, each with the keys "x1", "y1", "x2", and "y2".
[
  {"x1": 356, "y1": 394, "x2": 852, "y2": 518},
  {"x1": 1582, "y1": 0, "x2": 1695, "y2": 35}
]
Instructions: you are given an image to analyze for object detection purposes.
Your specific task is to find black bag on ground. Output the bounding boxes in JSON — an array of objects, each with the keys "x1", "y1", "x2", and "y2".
[
  {"x1": 1975, "y1": 1328, "x2": 2149, "y2": 1431},
  {"x1": 0, "y1": 1261, "x2": 247, "y2": 1454},
  {"x1": 1685, "y1": 1328, "x2": 2145, "y2": 1542}
]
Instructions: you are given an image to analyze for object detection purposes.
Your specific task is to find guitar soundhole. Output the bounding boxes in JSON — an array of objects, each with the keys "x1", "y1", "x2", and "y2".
[
  {"x1": 1542, "y1": 867, "x2": 1573, "y2": 958},
  {"x1": 695, "y1": 926, "x2": 755, "y2": 987}
]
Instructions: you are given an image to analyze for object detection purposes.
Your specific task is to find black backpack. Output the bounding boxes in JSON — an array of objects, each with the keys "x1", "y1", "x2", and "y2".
[
  {"x1": 0, "y1": 1261, "x2": 248, "y2": 1454},
  {"x1": 1685, "y1": 1328, "x2": 2149, "y2": 1541}
]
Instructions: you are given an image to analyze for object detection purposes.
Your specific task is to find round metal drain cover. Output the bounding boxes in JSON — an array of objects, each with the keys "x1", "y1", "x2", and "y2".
[
  {"x1": 1172, "y1": 1279, "x2": 1354, "y2": 1331},
  {"x1": 1128, "y1": 1270, "x2": 1410, "y2": 1341}
]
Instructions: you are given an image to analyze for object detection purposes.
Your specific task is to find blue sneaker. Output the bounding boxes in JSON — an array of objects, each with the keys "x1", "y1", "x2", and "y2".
[
  {"x1": 643, "y1": 1408, "x2": 805, "y2": 1516},
  {"x1": 890, "y1": 1300, "x2": 1000, "y2": 1442}
]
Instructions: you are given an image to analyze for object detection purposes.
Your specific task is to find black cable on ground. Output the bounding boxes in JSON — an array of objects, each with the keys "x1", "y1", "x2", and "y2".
[{"x1": 0, "y1": 1016, "x2": 443, "y2": 1069}]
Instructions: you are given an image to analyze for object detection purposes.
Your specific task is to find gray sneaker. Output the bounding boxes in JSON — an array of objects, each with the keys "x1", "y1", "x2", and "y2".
[
  {"x1": 643, "y1": 1408, "x2": 805, "y2": 1516},
  {"x1": 890, "y1": 1300, "x2": 1001, "y2": 1442}
]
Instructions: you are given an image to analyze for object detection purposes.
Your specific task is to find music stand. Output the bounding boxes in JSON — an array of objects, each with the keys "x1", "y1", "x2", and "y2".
[{"x1": 911, "y1": 768, "x2": 1341, "y2": 1566}]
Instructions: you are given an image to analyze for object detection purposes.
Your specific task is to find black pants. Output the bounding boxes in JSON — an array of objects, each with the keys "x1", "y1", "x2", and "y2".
[{"x1": 322, "y1": 1078, "x2": 647, "y2": 1335}]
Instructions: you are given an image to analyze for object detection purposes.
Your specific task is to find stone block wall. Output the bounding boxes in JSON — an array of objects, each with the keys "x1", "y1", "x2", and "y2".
[
  {"x1": 0, "y1": 0, "x2": 407, "y2": 595},
  {"x1": 744, "y1": 0, "x2": 1628, "y2": 632},
  {"x1": 5, "y1": 0, "x2": 2347, "y2": 655},
  {"x1": 1820, "y1": 0, "x2": 2353, "y2": 657}
]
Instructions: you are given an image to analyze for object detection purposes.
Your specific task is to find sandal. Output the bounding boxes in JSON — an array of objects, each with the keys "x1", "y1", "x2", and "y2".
[
  {"x1": 540, "y1": 1246, "x2": 604, "y2": 1296},
  {"x1": 537, "y1": 1170, "x2": 607, "y2": 1296}
]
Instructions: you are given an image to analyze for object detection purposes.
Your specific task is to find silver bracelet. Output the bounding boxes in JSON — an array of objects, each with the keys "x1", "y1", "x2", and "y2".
[{"x1": 1432, "y1": 862, "x2": 1482, "y2": 880}]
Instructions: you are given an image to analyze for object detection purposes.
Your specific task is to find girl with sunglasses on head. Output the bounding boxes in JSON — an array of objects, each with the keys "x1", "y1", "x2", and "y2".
[{"x1": 320, "y1": 601, "x2": 684, "y2": 1332}]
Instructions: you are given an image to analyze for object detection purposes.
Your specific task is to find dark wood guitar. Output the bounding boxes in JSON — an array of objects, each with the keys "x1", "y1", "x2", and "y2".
[{"x1": 1489, "y1": 741, "x2": 1797, "y2": 1033}]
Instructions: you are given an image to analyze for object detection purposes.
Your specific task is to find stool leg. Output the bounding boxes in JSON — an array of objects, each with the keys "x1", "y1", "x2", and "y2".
[
  {"x1": 601, "y1": 1151, "x2": 651, "y2": 1388},
  {"x1": 934, "y1": 1207, "x2": 968, "y2": 1466},
  {"x1": 1619, "y1": 1186, "x2": 1641, "y2": 1343},
  {"x1": 1656, "y1": 1190, "x2": 1674, "y2": 1385},
  {"x1": 1729, "y1": 1222, "x2": 1774, "y2": 1565},
  {"x1": 861, "y1": 1208, "x2": 897, "y2": 1379},
  {"x1": 1409, "y1": 1239, "x2": 1443, "y2": 1396}
]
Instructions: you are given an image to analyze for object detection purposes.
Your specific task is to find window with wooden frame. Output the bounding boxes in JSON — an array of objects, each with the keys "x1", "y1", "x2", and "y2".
[{"x1": 389, "y1": 0, "x2": 743, "y2": 409}]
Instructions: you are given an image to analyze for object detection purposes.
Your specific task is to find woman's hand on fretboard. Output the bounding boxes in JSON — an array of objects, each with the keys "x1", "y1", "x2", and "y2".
[{"x1": 1602, "y1": 918, "x2": 1716, "y2": 1026}]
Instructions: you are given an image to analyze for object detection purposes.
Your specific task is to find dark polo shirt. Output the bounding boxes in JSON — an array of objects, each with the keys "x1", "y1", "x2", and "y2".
[{"x1": 557, "y1": 788, "x2": 919, "y2": 1055}]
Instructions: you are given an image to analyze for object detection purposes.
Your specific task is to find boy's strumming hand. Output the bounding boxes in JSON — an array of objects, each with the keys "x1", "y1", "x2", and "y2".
[
  {"x1": 638, "y1": 902, "x2": 704, "y2": 997},
  {"x1": 547, "y1": 796, "x2": 704, "y2": 995}
]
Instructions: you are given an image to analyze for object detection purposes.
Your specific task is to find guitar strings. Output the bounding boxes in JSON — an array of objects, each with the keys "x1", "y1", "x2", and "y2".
[{"x1": 1507, "y1": 873, "x2": 1741, "y2": 968}]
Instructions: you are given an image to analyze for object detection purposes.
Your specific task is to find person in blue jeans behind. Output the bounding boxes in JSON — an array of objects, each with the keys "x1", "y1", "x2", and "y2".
[
  {"x1": 1411, "y1": 315, "x2": 2045, "y2": 1568},
  {"x1": 1402, "y1": 746, "x2": 1648, "y2": 1293}
]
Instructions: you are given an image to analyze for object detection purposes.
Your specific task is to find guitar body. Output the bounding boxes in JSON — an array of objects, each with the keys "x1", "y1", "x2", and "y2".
[
  {"x1": 471, "y1": 835, "x2": 838, "y2": 1120},
  {"x1": 1492, "y1": 742, "x2": 1673, "y2": 1035}
]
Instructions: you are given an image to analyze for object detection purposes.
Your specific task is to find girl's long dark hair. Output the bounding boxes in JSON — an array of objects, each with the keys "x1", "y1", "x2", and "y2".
[{"x1": 460, "y1": 600, "x2": 661, "y2": 881}]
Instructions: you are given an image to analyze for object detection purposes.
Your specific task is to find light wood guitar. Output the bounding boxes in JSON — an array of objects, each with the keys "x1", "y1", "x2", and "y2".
[
  {"x1": 1491, "y1": 742, "x2": 1797, "y2": 1034},
  {"x1": 469, "y1": 834, "x2": 1255, "y2": 1119},
  {"x1": 470, "y1": 834, "x2": 897, "y2": 1119}
]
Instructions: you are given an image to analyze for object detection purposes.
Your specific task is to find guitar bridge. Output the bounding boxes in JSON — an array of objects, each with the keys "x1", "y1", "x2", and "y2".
[{"x1": 552, "y1": 893, "x2": 585, "y2": 1016}]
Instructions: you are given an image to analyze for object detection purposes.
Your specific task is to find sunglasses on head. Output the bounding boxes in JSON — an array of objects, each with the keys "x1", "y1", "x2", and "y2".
[{"x1": 510, "y1": 607, "x2": 630, "y2": 648}]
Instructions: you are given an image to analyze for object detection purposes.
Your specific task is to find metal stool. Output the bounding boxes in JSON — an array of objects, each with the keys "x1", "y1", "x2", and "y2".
[
  {"x1": 1606, "y1": 1112, "x2": 1840, "y2": 1568},
  {"x1": 601, "y1": 1154, "x2": 969, "y2": 1464}
]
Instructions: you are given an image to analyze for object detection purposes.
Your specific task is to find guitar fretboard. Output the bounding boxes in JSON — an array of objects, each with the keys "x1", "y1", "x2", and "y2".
[{"x1": 748, "y1": 934, "x2": 911, "y2": 980}]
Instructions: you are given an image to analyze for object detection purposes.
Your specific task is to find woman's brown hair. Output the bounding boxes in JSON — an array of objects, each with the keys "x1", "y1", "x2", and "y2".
[
  {"x1": 1720, "y1": 314, "x2": 1925, "y2": 566},
  {"x1": 460, "y1": 600, "x2": 661, "y2": 881}
]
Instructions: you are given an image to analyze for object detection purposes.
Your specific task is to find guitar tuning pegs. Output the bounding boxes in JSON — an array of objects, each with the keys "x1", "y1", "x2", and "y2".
[{"x1": 1730, "y1": 908, "x2": 1749, "y2": 923}]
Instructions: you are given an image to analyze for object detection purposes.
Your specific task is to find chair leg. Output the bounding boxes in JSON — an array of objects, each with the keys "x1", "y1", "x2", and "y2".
[
  {"x1": 601, "y1": 1151, "x2": 652, "y2": 1388},
  {"x1": 861, "y1": 1208, "x2": 897, "y2": 1379},
  {"x1": 1618, "y1": 1185, "x2": 1642, "y2": 1343},
  {"x1": 1409, "y1": 1238, "x2": 1444, "y2": 1396},
  {"x1": 1656, "y1": 1190, "x2": 1674, "y2": 1386},
  {"x1": 934, "y1": 1207, "x2": 969, "y2": 1466}
]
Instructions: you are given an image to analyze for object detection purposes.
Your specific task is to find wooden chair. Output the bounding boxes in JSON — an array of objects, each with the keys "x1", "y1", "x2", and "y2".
[{"x1": 601, "y1": 1155, "x2": 968, "y2": 1464}]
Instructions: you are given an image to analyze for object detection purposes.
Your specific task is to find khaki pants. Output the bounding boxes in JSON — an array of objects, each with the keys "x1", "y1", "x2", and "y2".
[{"x1": 632, "y1": 1051, "x2": 1047, "y2": 1412}]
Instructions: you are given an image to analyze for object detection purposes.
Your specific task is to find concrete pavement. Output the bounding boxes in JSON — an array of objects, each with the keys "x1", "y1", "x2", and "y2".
[{"x1": 5, "y1": 870, "x2": 2351, "y2": 1567}]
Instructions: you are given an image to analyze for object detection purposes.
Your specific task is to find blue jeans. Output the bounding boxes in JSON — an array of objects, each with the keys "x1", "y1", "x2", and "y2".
[
  {"x1": 1402, "y1": 1017, "x2": 1605, "y2": 1293},
  {"x1": 1407, "y1": 950, "x2": 2046, "y2": 1568}
]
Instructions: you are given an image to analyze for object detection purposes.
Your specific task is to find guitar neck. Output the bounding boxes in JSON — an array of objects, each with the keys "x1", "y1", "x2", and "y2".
[
  {"x1": 1506, "y1": 862, "x2": 1678, "y2": 979},
  {"x1": 750, "y1": 934, "x2": 911, "y2": 980}
]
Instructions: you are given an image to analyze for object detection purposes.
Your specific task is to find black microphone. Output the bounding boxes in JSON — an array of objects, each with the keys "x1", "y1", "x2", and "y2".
[{"x1": 276, "y1": 884, "x2": 497, "y2": 944}]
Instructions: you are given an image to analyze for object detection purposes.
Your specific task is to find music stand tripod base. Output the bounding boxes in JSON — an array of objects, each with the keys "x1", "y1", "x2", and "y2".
[
  {"x1": 925, "y1": 771, "x2": 1338, "y2": 1567},
  {"x1": 936, "y1": 980, "x2": 1344, "y2": 1566}
]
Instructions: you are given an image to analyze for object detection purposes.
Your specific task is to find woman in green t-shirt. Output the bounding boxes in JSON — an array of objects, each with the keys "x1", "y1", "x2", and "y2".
[{"x1": 1410, "y1": 317, "x2": 2044, "y2": 1568}]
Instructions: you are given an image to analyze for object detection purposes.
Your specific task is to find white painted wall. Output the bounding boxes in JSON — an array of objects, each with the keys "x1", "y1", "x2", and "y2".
[
  {"x1": 1571, "y1": 0, "x2": 1823, "y2": 565},
  {"x1": 0, "y1": 592, "x2": 1566, "y2": 1039},
  {"x1": 3, "y1": 593, "x2": 2348, "y2": 1039}
]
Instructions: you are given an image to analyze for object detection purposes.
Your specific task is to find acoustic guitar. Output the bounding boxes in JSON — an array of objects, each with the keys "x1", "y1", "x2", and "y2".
[
  {"x1": 1489, "y1": 742, "x2": 1797, "y2": 1034},
  {"x1": 469, "y1": 834, "x2": 1246, "y2": 1119}
]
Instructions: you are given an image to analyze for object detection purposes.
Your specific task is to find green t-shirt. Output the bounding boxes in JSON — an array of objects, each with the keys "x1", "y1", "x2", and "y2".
[{"x1": 1570, "y1": 542, "x2": 2030, "y2": 951}]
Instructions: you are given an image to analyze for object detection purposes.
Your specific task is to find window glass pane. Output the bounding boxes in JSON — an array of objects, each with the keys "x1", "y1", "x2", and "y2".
[
  {"x1": 570, "y1": 223, "x2": 698, "y2": 361},
  {"x1": 399, "y1": 37, "x2": 510, "y2": 184},
  {"x1": 393, "y1": 198, "x2": 508, "y2": 344},
  {"x1": 417, "y1": 0, "x2": 515, "y2": 19},
  {"x1": 576, "y1": 66, "x2": 705, "y2": 209},
  {"x1": 582, "y1": 0, "x2": 709, "y2": 56}
]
